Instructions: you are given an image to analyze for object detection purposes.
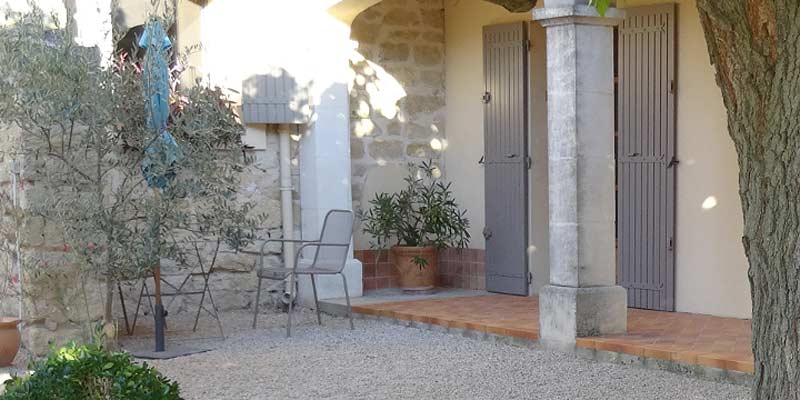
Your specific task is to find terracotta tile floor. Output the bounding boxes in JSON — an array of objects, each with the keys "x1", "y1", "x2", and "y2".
[{"x1": 351, "y1": 294, "x2": 754, "y2": 374}]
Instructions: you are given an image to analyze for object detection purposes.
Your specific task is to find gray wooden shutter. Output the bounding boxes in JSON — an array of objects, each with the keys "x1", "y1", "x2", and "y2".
[
  {"x1": 617, "y1": 4, "x2": 676, "y2": 311},
  {"x1": 241, "y1": 72, "x2": 310, "y2": 124},
  {"x1": 483, "y1": 22, "x2": 529, "y2": 296}
]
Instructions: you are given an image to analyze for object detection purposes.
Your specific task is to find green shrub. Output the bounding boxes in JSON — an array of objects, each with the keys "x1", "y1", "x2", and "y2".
[
  {"x1": 361, "y1": 161, "x2": 471, "y2": 251},
  {"x1": 1, "y1": 343, "x2": 181, "y2": 400}
]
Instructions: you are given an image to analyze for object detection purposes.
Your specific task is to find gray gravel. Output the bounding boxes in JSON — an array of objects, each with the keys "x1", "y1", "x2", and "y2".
[{"x1": 122, "y1": 309, "x2": 750, "y2": 400}]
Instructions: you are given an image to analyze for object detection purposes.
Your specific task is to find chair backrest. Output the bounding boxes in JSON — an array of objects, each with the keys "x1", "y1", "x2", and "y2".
[{"x1": 310, "y1": 209, "x2": 354, "y2": 273}]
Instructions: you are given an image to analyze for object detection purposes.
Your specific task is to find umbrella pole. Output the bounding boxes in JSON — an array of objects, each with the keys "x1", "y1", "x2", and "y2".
[{"x1": 153, "y1": 190, "x2": 166, "y2": 352}]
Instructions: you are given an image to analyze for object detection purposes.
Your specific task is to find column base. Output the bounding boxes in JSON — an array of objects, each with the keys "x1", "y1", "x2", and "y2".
[
  {"x1": 539, "y1": 284, "x2": 627, "y2": 349},
  {"x1": 296, "y1": 258, "x2": 362, "y2": 307}
]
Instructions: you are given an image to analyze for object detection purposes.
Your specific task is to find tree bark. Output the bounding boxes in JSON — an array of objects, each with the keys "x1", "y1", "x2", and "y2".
[{"x1": 696, "y1": 1, "x2": 800, "y2": 399}]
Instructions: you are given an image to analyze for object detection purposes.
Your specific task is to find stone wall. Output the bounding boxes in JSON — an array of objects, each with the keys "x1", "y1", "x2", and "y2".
[
  {"x1": 349, "y1": 0, "x2": 447, "y2": 219},
  {"x1": 118, "y1": 140, "x2": 287, "y2": 319},
  {"x1": 0, "y1": 126, "x2": 102, "y2": 355}
]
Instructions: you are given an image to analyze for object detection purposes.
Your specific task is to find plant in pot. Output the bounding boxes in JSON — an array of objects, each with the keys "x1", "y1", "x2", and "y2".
[{"x1": 361, "y1": 162, "x2": 470, "y2": 292}]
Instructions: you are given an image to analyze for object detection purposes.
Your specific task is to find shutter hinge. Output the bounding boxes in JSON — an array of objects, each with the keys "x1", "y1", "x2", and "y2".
[
  {"x1": 669, "y1": 80, "x2": 676, "y2": 95},
  {"x1": 525, "y1": 39, "x2": 531, "y2": 52},
  {"x1": 482, "y1": 91, "x2": 492, "y2": 104},
  {"x1": 668, "y1": 237, "x2": 674, "y2": 251},
  {"x1": 526, "y1": 155, "x2": 532, "y2": 169},
  {"x1": 528, "y1": 272, "x2": 533, "y2": 285}
]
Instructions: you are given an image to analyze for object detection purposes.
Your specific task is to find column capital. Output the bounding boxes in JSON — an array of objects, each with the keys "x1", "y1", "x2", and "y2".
[{"x1": 533, "y1": 5, "x2": 624, "y2": 27}]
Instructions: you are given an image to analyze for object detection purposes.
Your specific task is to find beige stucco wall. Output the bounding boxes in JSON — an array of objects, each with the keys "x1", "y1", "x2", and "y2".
[
  {"x1": 176, "y1": 0, "x2": 203, "y2": 86},
  {"x1": 443, "y1": 0, "x2": 550, "y2": 294},
  {"x1": 444, "y1": 0, "x2": 750, "y2": 317}
]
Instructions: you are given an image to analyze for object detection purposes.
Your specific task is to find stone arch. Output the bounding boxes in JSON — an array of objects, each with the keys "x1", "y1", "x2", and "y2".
[
  {"x1": 339, "y1": 0, "x2": 536, "y2": 250},
  {"x1": 328, "y1": 0, "x2": 536, "y2": 25}
]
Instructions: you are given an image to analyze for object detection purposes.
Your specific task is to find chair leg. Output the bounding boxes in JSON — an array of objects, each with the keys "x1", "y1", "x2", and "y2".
[
  {"x1": 286, "y1": 273, "x2": 295, "y2": 338},
  {"x1": 192, "y1": 279, "x2": 208, "y2": 333},
  {"x1": 341, "y1": 274, "x2": 354, "y2": 330},
  {"x1": 130, "y1": 282, "x2": 147, "y2": 335},
  {"x1": 118, "y1": 283, "x2": 130, "y2": 336},
  {"x1": 205, "y1": 283, "x2": 225, "y2": 339},
  {"x1": 310, "y1": 274, "x2": 322, "y2": 326},
  {"x1": 252, "y1": 277, "x2": 263, "y2": 329}
]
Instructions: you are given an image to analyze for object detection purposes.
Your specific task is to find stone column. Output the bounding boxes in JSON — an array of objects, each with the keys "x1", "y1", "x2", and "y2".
[
  {"x1": 296, "y1": 63, "x2": 363, "y2": 306},
  {"x1": 533, "y1": 3, "x2": 626, "y2": 348}
]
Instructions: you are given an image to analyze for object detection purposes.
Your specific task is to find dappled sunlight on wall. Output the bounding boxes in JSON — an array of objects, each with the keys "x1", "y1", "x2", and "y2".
[
  {"x1": 350, "y1": 53, "x2": 407, "y2": 122},
  {"x1": 701, "y1": 196, "x2": 718, "y2": 210},
  {"x1": 347, "y1": 0, "x2": 447, "y2": 249}
]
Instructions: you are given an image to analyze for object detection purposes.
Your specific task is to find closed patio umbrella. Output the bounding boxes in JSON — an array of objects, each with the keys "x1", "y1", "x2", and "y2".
[{"x1": 139, "y1": 18, "x2": 180, "y2": 353}]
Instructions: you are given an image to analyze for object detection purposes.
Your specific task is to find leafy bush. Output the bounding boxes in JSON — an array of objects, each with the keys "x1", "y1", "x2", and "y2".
[
  {"x1": 361, "y1": 161, "x2": 470, "y2": 251},
  {"x1": 1, "y1": 343, "x2": 181, "y2": 400}
]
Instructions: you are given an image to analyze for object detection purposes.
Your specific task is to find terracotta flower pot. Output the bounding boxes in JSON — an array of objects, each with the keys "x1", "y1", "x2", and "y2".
[
  {"x1": 391, "y1": 246, "x2": 437, "y2": 292},
  {"x1": 0, "y1": 317, "x2": 21, "y2": 367}
]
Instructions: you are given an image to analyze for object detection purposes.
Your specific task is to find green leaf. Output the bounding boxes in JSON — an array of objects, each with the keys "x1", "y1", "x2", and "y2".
[
  {"x1": 2, "y1": 342, "x2": 180, "y2": 399},
  {"x1": 590, "y1": 0, "x2": 612, "y2": 16}
]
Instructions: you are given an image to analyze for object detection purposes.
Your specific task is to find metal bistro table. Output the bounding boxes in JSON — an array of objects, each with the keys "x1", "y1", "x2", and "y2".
[{"x1": 121, "y1": 239, "x2": 225, "y2": 339}]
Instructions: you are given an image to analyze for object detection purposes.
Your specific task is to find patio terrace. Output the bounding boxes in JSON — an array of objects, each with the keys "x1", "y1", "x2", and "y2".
[{"x1": 321, "y1": 290, "x2": 753, "y2": 384}]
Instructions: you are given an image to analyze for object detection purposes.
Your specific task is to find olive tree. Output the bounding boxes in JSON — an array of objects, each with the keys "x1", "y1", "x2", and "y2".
[{"x1": 0, "y1": 8, "x2": 261, "y2": 335}]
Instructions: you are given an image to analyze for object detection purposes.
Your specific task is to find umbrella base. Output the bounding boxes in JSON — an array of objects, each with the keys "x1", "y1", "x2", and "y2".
[{"x1": 130, "y1": 345, "x2": 210, "y2": 360}]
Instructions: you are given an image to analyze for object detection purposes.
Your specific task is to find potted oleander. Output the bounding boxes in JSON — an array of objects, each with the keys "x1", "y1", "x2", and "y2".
[{"x1": 361, "y1": 162, "x2": 470, "y2": 292}]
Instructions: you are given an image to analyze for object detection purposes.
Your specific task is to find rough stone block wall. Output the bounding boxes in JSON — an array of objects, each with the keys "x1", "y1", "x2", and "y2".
[
  {"x1": 349, "y1": 0, "x2": 447, "y2": 216},
  {"x1": 118, "y1": 141, "x2": 287, "y2": 318},
  {"x1": 0, "y1": 125, "x2": 102, "y2": 355}
]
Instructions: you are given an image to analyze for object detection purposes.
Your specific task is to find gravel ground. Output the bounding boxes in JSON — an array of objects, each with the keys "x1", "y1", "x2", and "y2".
[{"x1": 121, "y1": 309, "x2": 751, "y2": 400}]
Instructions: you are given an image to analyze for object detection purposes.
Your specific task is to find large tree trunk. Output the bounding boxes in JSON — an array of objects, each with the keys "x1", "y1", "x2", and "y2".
[{"x1": 696, "y1": 1, "x2": 800, "y2": 399}]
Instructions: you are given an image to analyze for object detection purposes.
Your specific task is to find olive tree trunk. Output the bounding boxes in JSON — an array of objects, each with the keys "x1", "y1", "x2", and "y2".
[{"x1": 696, "y1": 1, "x2": 800, "y2": 398}]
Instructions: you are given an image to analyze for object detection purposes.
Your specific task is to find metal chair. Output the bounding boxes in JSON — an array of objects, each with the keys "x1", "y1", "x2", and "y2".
[{"x1": 253, "y1": 209, "x2": 355, "y2": 337}]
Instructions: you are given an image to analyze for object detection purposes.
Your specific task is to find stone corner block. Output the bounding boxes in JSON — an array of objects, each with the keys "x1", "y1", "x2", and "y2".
[
  {"x1": 539, "y1": 284, "x2": 627, "y2": 345},
  {"x1": 533, "y1": 5, "x2": 624, "y2": 27}
]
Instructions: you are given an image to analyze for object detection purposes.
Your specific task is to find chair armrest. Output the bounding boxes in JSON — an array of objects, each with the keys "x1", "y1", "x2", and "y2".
[
  {"x1": 257, "y1": 239, "x2": 320, "y2": 269},
  {"x1": 292, "y1": 242, "x2": 351, "y2": 271},
  {"x1": 258, "y1": 238, "x2": 319, "y2": 255}
]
